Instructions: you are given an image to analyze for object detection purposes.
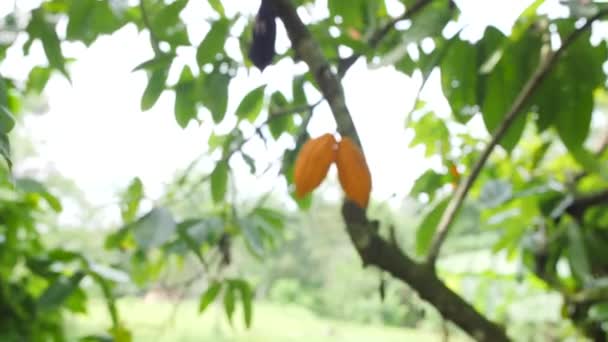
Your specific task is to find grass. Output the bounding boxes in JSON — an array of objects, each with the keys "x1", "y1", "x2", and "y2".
[{"x1": 66, "y1": 297, "x2": 453, "y2": 342}]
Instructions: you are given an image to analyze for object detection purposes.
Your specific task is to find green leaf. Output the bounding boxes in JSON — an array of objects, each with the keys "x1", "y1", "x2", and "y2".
[
  {"x1": 268, "y1": 91, "x2": 292, "y2": 139},
  {"x1": 416, "y1": 197, "x2": 450, "y2": 256},
  {"x1": 38, "y1": 271, "x2": 85, "y2": 312},
  {"x1": 553, "y1": 20, "x2": 606, "y2": 151},
  {"x1": 589, "y1": 302, "x2": 608, "y2": 321},
  {"x1": 240, "y1": 220, "x2": 265, "y2": 259},
  {"x1": 208, "y1": 0, "x2": 226, "y2": 16},
  {"x1": 196, "y1": 19, "x2": 230, "y2": 66},
  {"x1": 231, "y1": 279, "x2": 253, "y2": 328},
  {"x1": 131, "y1": 207, "x2": 176, "y2": 249},
  {"x1": 201, "y1": 72, "x2": 230, "y2": 123},
  {"x1": 141, "y1": 68, "x2": 169, "y2": 111},
  {"x1": 292, "y1": 76, "x2": 307, "y2": 106},
  {"x1": 26, "y1": 66, "x2": 52, "y2": 93},
  {"x1": 223, "y1": 282, "x2": 236, "y2": 323},
  {"x1": 236, "y1": 85, "x2": 266, "y2": 122},
  {"x1": 440, "y1": 39, "x2": 478, "y2": 123},
  {"x1": 66, "y1": 0, "x2": 123, "y2": 45},
  {"x1": 132, "y1": 53, "x2": 175, "y2": 72},
  {"x1": 174, "y1": 66, "x2": 197, "y2": 128},
  {"x1": 210, "y1": 161, "x2": 228, "y2": 203},
  {"x1": 199, "y1": 281, "x2": 222, "y2": 314},
  {"x1": 567, "y1": 221, "x2": 592, "y2": 285},
  {"x1": 0, "y1": 133, "x2": 11, "y2": 168},
  {"x1": 120, "y1": 177, "x2": 143, "y2": 223},
  {"x1": 480, "y1": 29, "x2": 541, "y2": 151},
  {"x1": 328, "y1": 0, "x2": 365, "y2": 29},
  {"x1": 479, "y1": 180, "x2": 512, "y2": 208},
  {"x1": 27, "y1": 9, "x2": 69, "y2": 79},
  {"x1": 408, "y1": 111, "x2": 449, "y2": 158},
  {"x1": 410, "y1": 169, "x2": 447, "y2": 201},
  {"x1": 0, "y1": 107, "x2": 15, "y2": 134},
  {"x1": 152, "y1": 0, "x2": 190, "y2": 47},
  {"x1": 17, "y1": 178, "x2": 62, "y2": 211}
]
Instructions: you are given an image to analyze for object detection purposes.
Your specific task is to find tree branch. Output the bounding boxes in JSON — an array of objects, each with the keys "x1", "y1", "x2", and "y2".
[
  {"x1": 425, "y1": 9, "x2": 608, "y2": 266},
  {"x1": 338, "y1": 0, "x2": 436, "y2": 77},
  {"x1": 341, "y1": 202, "x2": 509, "y2": 342},
  {"x1": 566, "y1": 189, "x2": 608, "y2": 219},
  {"x1": 270, "y1": 0, "x2": 508, "y2": 340}
]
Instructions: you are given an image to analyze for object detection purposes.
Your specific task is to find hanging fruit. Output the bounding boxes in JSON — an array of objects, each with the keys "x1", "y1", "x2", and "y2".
[
  {"x1": 335, "y1": 137, "x2": 372, "y2": 208},
  {"x1": 249, "y1": 0, "x2": 276, "y2": 71},
  {"x1": 293, "y1": 133, "x2": 337, "y2": 198}
]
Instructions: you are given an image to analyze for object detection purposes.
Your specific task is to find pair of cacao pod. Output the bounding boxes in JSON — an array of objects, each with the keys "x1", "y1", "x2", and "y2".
[{"x1": 294, "y1": 134, "x2": 372, "y2": 208}]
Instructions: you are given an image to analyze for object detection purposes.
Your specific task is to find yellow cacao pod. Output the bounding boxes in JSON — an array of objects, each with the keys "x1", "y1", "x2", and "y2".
[
  {"x1": 336, "y1": 137, "x2": 372, "y2": 208},
  {"x1": 294, "y1": 133, "x2": 337, "y2": 198}
]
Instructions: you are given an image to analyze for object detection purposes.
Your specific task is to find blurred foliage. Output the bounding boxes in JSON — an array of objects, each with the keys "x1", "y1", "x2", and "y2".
[{"x1": 1, "y1": 0, "x2": 608, "y2": 341}]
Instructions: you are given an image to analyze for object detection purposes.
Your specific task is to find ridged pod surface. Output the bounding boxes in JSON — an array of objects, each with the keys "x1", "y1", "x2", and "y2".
[
  {"x1": 336, "y1": 137, "x2": 372, "y2": 208},
  {"x1": 294, "y1": 133, "x2": 337, "y2": 198}
]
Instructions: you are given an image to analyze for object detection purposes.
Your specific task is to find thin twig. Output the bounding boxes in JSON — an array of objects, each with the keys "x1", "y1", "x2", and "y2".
[
  {"x1": 425, "y1": 9, "x2": 608, "y2": 266},
  {"x1": 338, "y1": 0, "x2": 436, "y2": 77}
]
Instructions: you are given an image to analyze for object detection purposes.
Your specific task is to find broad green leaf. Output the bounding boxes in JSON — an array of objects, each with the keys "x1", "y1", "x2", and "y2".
[
  {"x1": 17, "y1": 178, "x2": 62, "y2": 211},
  {"x1": 152, "y1": 0, "x2": 190, "y2": 47},
  {"x1": 410, "y1": 169, "x2": 447, "y2": 201},
  {"x1": 0, "y1": 107, "x2": 15, "y2": 134},
  {"x1": 26, "y1": 66, "x2": 52, "y2": 93},
  {"x1": 27, "y1": 9, "x2": 69, "y2": 79},
  {"x1": 38, "y1": 271, "x2": 85, "y2": 311},
  {"x1": 408, "y1": 111, "x2": 449, "y2": 158},
  {"x1": 553, "y1": 20, "x2": 606, "y2": 151},
  {"x1": 328, "y1": 0, "x2": 365, "y2": 29},
  {"x1": 201, "y1": 72, "x2": 230, "y2": 123},
  {"x1": 589, "y1": 302, "x2": 608, "y2": 321},
  {"x1": 231, "y1": 279, "x2": 253, "y2": 328},
  {"x1": 120, "y1": 177, "x2": 143, "y2": 223},
  {"x1": 404, "y1": 0, "x2": 453, "y2": 44},
  {"x1": 141, "y1": 68, "x2": 168, "y2": 111},
  {"x1": 196, "y1": 19, "x2": 230, "y2": 66},
  {"x1": 440, "y1": 39, "x2": 478, "y2": 123},
  {"x1": 208, "y1": 0, "x2": 226, "y2": 16},
  {"x1": 268, "y1": 91, "x2": 292, "y2": 139},
  {"x1": 240, "y1": 220, "x2": 265, "y2": 259},
  {"x1": 66, "y1": 0, "x2": 122, "y2": 45},
  {"x1": 132, "y1": 53, "x2": 175, "y2": 72},
  {"x1": 567, "y1": 221, "x2": 592, "y2": 285},
  {"x1": 480, "y1": 28, "x2": 540, "y2": 151},
  {"x1": 292, "y1": 75, "x2": 307, "y2": 106},
  {"x1": 131, "y1": 207, "x2": 176, "y2": 249},
  {"x1": 199, "y1": 281, "x2": 222, "y2": 313},
  {"x1": 174, "y1": 66, "x2": 197, "y2": 128},
  {"x1": 210, "y1": 161, "x2": 228, "y2": 203},
  {"x1": 236, "y1": 85, "x2": 266, "y2": 122},
  {"x1": 479, "y1": 180, "x2": 513, "y2": 208},
  {"x1": 223, "y1": 282, "x2": 236, "y2": 323},
  {"x1": 416, "y1": 197, "x2": 450, "y2": 256}
]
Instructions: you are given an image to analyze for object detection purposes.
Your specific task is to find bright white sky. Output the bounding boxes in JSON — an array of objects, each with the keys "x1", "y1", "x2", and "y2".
[{"x1": 0, "y1": 0, "x2": 564, "y2": 225}]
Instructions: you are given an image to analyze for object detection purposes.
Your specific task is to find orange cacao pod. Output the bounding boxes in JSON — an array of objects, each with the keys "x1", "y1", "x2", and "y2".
[
  {"x1": 294, "y1": 133, "x2": 337, "y2": 198},
  {"x1": 336, "y1": 137, "x2": 372, "y2": 208}
]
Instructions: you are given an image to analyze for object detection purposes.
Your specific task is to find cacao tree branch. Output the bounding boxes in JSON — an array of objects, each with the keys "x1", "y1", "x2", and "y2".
[
  {"x1": 566, "y1": 189, "x2": 608, "y2": 219},
  {"x1": 338, "y1": 0, "x2": 436, "y2": 77},
  {"x1": 270, "y1": 0, "x2": 509, "y2": 340},
  {"x1": 426, "y1": 9, "x2": 608, "y2": 266}
]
